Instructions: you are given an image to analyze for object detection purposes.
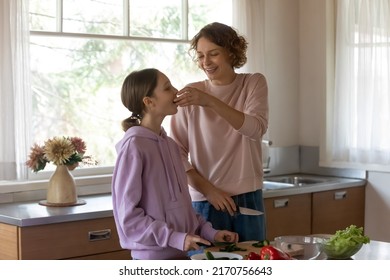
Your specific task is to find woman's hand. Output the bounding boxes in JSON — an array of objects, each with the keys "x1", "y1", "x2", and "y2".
[
  {"x1": 183, "y1": 234, "x2": 211, "y2": 251},
  {"x1": 174, "y1": 87, "x2": 215, "y2": 107},
  {"x1": 205, "y1": 187, "x2": 237, "y2": 216},
  {"x1": 214, "y1": 230, "x2": 239, "y2": 244},
  {"x1": 186, "y1": 169, "x2": 236, "y2": 216},
  {"x1": 174, "y1": 86, "x2": 245, "y2": 130}
]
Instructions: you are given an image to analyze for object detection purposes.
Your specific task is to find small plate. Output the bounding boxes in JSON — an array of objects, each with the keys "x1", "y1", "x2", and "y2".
[{"x1": 190, "y1": 252, "x2": 243, "y2": 260}]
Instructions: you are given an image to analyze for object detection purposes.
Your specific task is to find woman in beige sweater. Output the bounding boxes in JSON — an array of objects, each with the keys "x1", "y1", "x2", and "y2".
[{"x1": 171, "y1": 22, "x2": 269, "y2": 241}]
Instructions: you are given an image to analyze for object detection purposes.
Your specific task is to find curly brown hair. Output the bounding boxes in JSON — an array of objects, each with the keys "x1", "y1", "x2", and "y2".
[{"x1": 189, "y1": 22, "x2": 248, "y2": 69}]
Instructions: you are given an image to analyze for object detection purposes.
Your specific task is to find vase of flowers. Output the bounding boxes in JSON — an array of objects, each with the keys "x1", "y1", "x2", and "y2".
[
  {"x1": 26, "y1": 136, "x2": 96, "y2": 206},
  {"x1": 46, "y1": 164, "x2": 77, "y2": 206}
]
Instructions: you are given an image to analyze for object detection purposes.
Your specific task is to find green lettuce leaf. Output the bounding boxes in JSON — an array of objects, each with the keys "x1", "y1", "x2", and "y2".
[{"x1": 325, "y1": 225, "x2": 370, "y2": 255}]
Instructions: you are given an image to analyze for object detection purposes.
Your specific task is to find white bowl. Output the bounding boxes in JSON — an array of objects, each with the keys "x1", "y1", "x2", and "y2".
[
  {"x1": 274, "y1": 236, "x2": 325, "y2": 260},
  {"x1": 190, "y1": 251, "x2": 243, "y2": 260}
]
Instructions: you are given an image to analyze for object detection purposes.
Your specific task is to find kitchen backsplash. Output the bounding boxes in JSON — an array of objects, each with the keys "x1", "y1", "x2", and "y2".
[{"x1": 265, "y1": 145, "x2": 366, "y2": 179}]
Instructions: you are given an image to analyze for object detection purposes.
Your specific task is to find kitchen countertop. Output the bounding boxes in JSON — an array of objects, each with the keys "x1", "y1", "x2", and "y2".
[
  {"x1": 263, "y1": 175, "x2": 366, "y2": 198},
  {"x1": 1, "y1": 179, "x2": 388, "y2": 259},
  {"x1": 0, "y1": 174, "x2": 366, "y2": 227},
  {"x1": 0, "y1": 194, "x2": 114, "y2": 226},
  {"x1": 352, "y1": 240, "x2": 390, "y2": 260}
]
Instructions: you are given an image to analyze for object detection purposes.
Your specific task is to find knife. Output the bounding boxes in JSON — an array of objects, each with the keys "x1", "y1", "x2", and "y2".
[{"x1": 236, "y1": 205, "x2": 263, "y2": 216}]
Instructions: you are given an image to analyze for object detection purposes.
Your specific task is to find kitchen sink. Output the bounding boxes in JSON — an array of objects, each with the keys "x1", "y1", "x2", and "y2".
[
  {"x1": 263, "y1": 174, "x2": 339, "y2": 189},
  {"x1": 263, "y1": 181, "x2": 295, "y2": 190}
]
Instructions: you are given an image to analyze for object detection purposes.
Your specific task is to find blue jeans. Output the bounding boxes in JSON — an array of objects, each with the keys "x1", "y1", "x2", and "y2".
[{"x1": 192, "y1": 190, "x2": 266, "y2": 242}]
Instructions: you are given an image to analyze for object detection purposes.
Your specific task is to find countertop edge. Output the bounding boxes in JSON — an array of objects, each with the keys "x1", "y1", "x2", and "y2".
[
  {"x1": 263, "y1": 178, "x2": 366, "y2": 198},
  {"x1": 0, "y1": 193, "x2": 115, "y2": 227},
  {"x1": 16, "y1": 210, "x2": 114, "y2": 227},
  {"x1": 0, "y1": 177, "x2": 366, "y2": 227}
]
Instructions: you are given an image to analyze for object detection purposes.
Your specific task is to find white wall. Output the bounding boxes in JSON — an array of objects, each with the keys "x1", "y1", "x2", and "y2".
[
  {"x1": 262, "y1": 0, "x2": 390, "y2": 241},
  {"x1": 365, "y1": 172, "x2": 390, "y2": 242},
  {"x1": 264, "y1": 0, "x2": 300, "y2": 147},
  {"x1": 299, "y1": 0, "x2": 327, "y2": 146}
]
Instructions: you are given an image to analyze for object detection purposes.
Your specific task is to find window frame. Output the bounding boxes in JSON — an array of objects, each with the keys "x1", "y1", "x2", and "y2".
[
  {"x1": 0, "y1": 0, "x2": 231, "y2": 191},
  {"x1": 27, "y1": 0, "x2": 193, "y2": 181},
  {"x1": 24, "y1": 0, "x2": 233, "y2": 183}
]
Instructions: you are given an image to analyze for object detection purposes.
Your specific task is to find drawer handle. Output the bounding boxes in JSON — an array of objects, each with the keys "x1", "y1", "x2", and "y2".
[
  {"x1": 274, "y1": 198, "x2": 289, "y2": 208},
  {"x1": 89, "y1": 229, "x2": 111, "y2": 242},
  {"x1": 334, "y1": 191, "x2": 347, "y2": 200}
]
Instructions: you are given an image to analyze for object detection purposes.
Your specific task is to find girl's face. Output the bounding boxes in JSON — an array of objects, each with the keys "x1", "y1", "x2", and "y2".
[
  {"x1": 149, "y1": 71, "x2": 178, "y2": 117},
  {"x1": 196, "y1": 37, "x2": 235, "y2": 85}
]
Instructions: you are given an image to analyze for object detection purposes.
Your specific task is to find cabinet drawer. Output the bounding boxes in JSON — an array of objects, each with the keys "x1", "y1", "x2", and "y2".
[
  {"x1": 265, "y1": 193, "x2": 312, "y2": 240},
  {"x1": 312, "y1": 186, "x2": 365, "y2": 234},
  {"x1": 19, "y1": 217, "x2": 124, "y2": 259}
]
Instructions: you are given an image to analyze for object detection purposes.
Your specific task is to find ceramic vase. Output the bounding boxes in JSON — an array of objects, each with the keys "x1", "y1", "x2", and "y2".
[{"x1": 46, "y1": 164, "x2": 78, "y2": 206}]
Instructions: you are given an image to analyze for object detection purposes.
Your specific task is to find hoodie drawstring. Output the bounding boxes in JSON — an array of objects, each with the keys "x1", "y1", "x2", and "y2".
[{"x1": 157, "y1": 135, "x2": 183, "y2": 202}]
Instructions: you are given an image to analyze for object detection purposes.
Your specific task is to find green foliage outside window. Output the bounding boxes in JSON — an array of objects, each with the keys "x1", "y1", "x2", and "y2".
[{"x1": 29, "y1": 0, "x2": 231, "y2": 170}]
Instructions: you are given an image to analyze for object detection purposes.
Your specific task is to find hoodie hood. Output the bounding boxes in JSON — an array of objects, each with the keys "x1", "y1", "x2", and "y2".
[{"x1": 115, "y1": 126, "x2": 166, "y2": 153}]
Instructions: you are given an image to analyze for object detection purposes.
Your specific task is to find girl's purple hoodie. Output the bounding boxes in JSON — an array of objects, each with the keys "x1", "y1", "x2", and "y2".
[{"x1": 112, "y1": 126, "x2": 217, "y2": 260}]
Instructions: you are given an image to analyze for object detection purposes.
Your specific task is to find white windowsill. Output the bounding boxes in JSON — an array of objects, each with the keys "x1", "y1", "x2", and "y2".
[{"x1": 0, "y1": 174, "x2": 112, "y2": 194}]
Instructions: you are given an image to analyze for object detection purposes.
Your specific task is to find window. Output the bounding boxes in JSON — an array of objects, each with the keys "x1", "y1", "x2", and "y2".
[
  {"x1": 322, "y1": 0, "x2": 390, "y2": 171},
  {"x1": 27, "y1": 0, "x2": 232, "y2": 179}
]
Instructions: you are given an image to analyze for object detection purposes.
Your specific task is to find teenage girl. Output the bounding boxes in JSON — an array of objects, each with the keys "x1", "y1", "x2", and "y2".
[{"x1": 112, "y1": 68, "x2": 238, "y2": 260}]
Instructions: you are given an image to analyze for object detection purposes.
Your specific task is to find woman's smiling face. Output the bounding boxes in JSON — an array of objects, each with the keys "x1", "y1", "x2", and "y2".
[{"x1": 196, "y1": 37, "x2": 235, "y2": 85}]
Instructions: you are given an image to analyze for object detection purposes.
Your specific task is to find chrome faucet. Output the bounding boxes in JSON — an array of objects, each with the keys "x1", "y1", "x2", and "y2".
[
  {"x1": 262, "y1": 139, "x2": 272, "y2": 174},
  {"x1": 262, "y1": 140, "x2": 272, "y2": 146}
]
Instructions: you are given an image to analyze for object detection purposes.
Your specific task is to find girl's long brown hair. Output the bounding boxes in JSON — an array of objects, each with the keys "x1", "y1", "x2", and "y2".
[{"x1": 120, "y1": 68, "x2": 158, "y2": 131}]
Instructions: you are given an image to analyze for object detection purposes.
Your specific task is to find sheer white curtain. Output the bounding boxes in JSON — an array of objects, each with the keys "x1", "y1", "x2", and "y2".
[
  {"x1": 0, "y1": 0, "x2": 32, "y2": 180},
  {"x1": 232, "y1": 0, "x2": 266, "y2": 74},
  {"x1": 323, "y1": 0, "x2": 390, "y2": 171}
]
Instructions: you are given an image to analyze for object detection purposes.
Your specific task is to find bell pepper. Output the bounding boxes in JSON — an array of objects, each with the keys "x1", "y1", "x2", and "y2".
[
  {"x1": 247, "y1": 252, "x2": 261, "y2": 260},
  {"x1": 259, "y1": 245, "x2": 291, "y2": 260}
]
